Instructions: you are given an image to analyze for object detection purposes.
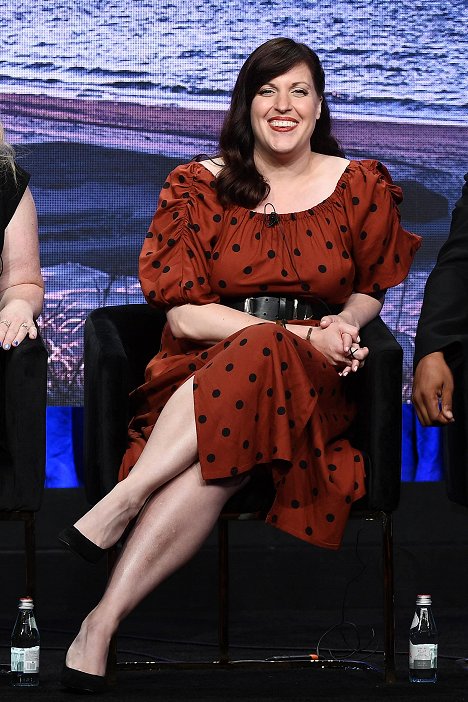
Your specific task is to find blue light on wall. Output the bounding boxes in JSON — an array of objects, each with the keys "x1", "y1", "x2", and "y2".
[{"x1": 45, "y1": 404, "x2": 443, "y2": 488}]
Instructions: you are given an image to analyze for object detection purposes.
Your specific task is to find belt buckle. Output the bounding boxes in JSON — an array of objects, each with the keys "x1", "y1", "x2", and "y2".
[
  {"x1": 244, "y1": 297, "x2": 253, "y2": 315},
  {"x1": 292, "y1": 298, "x2": 298, "y2": 320}
]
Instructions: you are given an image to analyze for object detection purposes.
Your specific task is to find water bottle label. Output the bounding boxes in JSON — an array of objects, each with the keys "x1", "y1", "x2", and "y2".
[
  {"x1": 409, "y1": 642, "x2": 437, "y2": 669},
  {"x1": 11, "y1": 646, "x2": 40, "y2": 673}
]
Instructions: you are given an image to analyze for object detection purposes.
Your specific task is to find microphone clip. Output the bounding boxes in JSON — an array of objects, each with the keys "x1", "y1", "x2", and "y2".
[{"x1": 267, "y1": 212, "x2": 280, "y2": 227}]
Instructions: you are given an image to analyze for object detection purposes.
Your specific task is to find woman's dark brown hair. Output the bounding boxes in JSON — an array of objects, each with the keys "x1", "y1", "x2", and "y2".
[{"x1": 216, "y1": 37, "x2": 344, "y2": 209}]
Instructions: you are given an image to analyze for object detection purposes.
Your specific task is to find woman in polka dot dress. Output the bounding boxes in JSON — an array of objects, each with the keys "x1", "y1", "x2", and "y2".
[{"x1": 60, "y1": 38, "x2": 420, "y2": 690}]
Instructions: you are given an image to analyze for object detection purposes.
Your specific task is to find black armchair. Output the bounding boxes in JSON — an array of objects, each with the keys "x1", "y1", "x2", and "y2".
[
  {"x1": 84, "y1": 305, "x2": 402, "y2": 683},
  {"x1": 443, "y1": 337, "x2": 468, "y2": 506},
  {"x1": 0, "y1": 333, "x2": 48, "y2": 597}
]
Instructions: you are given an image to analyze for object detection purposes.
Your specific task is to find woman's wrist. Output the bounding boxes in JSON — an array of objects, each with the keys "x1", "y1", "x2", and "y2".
[
  {"x1": 336, "y1": 310, "x2": 359, "y2": 329},
  {"x1": 284, "y1": 323, "x2": 316, "y2": 342}
]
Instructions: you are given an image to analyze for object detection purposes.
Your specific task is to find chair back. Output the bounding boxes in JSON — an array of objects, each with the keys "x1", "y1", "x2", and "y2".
[
  {"x1": 84, "y1": 306, "x2": 403, "y2": 514},
  {"x1": 83, "y1": 305, "x2": 165, "y2": 502},
  {"x1": 348, "y1": 316, "x2": 403, "y2": 512},
  {"x1": 444, "y1": 341, "x2": 468, "y2": 506},
  {"x1": 0, "y1": 335, "x2": 47, "y2": 511}
]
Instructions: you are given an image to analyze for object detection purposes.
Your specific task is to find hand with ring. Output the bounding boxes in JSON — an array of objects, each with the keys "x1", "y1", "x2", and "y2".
[
  {"x1": 339, "y1": 344, "x2": 367, "y2": 377},
  {"x1": 0, "y1": 300, "x2": 38, "y2": 351}
]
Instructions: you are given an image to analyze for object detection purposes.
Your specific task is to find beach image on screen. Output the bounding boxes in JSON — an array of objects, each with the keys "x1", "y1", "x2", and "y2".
[{"x1": 1, "y1": 0, "x2": 467, "y2": 406}]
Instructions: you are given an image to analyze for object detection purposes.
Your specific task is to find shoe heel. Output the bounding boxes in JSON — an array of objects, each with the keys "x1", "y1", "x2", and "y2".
[{"x1": 58, "y1": 526, "x2": 105, "y2": 564}]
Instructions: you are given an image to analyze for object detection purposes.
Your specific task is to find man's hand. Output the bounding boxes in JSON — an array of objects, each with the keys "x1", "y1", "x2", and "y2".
[{"x1": 412, "y1": 351, "x2": 455, "y2": 426}]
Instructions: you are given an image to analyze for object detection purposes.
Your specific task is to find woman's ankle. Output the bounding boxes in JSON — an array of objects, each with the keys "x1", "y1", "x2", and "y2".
[{"x1": 66, "y1": 615, "x2": 115, "y2": 676}]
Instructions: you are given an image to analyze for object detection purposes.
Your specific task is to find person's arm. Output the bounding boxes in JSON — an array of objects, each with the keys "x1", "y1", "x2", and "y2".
[
  {"x1": 167, "y1": 302, "x2": 272, "y2": 344},
  {"x1": 167, "y1": 301, "x2": 366, "y2": 371},
  {"x1": 0, "y1": 187, "x2": 44, "y2": 350},
  {"x1": 317, "y1": 292, "x2": 382, "y2": 370},
  {"x1": 322, "y1": 160, "x2": 419, "y2": 369},
  {"x1": 413, "y1": 174, "x2": 468, "y2": 368},
  {"x1": 412, "y1": 174, "x2": 468, "y2": 424}
]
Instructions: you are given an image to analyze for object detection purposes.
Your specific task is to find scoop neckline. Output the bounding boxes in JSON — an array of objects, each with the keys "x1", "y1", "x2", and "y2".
[{"x1": 195, "y1": 158, "x2": 357, "y2": 218}]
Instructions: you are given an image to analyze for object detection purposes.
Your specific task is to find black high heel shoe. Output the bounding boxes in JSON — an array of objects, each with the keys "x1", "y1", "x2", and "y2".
[
  {"x1": 58, "y1": 526, "x2": 105, "y2": 564},
  {"x1": 61, "y1": 664, "x2": 107, "y2": 693}
]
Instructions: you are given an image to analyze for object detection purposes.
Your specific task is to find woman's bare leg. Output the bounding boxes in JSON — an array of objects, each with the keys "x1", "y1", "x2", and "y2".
[
  {"x1": 66, "y1": 462, "x2": 246, "y2": 676},
  {"x1": 73, "y1": 377, "x2": 199, "y2": 548}
]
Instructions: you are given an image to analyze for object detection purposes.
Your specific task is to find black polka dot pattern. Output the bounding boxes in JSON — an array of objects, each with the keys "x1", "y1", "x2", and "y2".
[{"x1": 128, "y1": 159, "x2": 420, "y2": 551}]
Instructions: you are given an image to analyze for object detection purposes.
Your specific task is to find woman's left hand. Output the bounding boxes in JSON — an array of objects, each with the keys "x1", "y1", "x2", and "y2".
[
  {"x1": 0, "y1": 300, "x2": 37, "y2": 350},
  {"x1": 318, "y1": 316, "x2": 367, "y2": 375},
  {"x1": 320, "y1": 314, "x2": 359, "y2": 355},
  {"x1": 340, "y1": 343, "x2": 368, "y2": 376}
]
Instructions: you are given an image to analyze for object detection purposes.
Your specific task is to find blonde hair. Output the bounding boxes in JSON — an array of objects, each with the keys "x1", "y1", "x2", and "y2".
[{"x1": 0, "y1": 122, "x2": 16, "y2": 175}]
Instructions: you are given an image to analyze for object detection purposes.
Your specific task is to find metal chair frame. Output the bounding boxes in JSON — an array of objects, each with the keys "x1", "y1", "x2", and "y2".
[
  {"x1": 0, "y1": 333, "x2": 47, "y2": 602},
  {"x1": 105, "y1": 507, "x2": 395, "y2": 683},
  {"x1": 0, "y1": 510, "x2": 36, "y2": 598}
]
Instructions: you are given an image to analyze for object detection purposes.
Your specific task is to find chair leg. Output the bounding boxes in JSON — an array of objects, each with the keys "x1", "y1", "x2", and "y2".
[
  {"x1": 218, "y1": 519, "x2": 229, "y2": 664},
  {"x1": 24, "y1": 512, "x2": 36, "y2": 599},
  {"x1": 382, "y1": 512, "x2": 396, "y2": 683}
]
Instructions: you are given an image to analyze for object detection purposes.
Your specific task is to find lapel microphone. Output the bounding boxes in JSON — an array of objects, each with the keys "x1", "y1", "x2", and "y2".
[
  {"x1": 264, "y1": 203, "x2": 279, "y2": 227},
  {"x1": 268, "y1": 212, "x2": 280, "y2": 227}
]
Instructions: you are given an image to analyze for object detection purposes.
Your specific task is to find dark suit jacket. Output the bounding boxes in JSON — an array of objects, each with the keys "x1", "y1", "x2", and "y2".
[
  {"x1": 413, "y1": 174, "x2": 468, "y2": 504},
  {"x1": 414, "y1": 174, "x2": 468, "y2": 368}
]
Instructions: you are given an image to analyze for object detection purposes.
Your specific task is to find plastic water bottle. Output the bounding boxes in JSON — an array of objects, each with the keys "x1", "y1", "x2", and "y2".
[
  {"x1": 10, "y1": 597, "x2": 40, "y2": 687},
  {"x1": 409, "y1": 594, "x2": 437, "y2": 683}
]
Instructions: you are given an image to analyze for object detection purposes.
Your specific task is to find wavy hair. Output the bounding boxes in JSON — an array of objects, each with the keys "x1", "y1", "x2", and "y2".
[
  {"x1": 216, "y1": 38, "x2": 344, "y2": 208},
  {"x1": 0, "y1": 122, "x2": 16, "y2": 177}
]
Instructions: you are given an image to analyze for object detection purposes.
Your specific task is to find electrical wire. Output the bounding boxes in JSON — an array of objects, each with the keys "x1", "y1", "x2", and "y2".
[{"x1": 314, "y1": 523, "x2": 379, "y2": 662}]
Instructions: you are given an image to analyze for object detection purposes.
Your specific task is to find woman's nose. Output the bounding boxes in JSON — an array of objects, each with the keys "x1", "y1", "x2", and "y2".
[{"x1": 273, "y1": 91, "x2": 292, "y2": 112}]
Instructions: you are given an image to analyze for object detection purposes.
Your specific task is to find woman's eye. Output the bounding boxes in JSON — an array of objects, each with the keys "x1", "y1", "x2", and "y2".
[
  {"x1": 258, "y1": 88, "x2": 274, "y2": 96},
  {"x1": 292, "y1": 88, "x2": 308, "y2": 96}
]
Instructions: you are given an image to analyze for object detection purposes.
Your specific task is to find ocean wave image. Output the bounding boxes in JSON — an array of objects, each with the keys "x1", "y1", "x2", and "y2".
[
  {"x1": 0, "y1": 0, "x2": 466, "y2": 124},
  {"x1": 1, "y1": 0, "x2": 467, "y2": 406}
]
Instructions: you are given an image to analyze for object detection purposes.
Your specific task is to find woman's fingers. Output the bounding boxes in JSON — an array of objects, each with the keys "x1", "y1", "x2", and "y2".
[
  {"x1": 319, "y1": 317, "x2": 363, "y2": 358},
  {"x1": 319, "y1": 315, "x2": 339, "y2": 329},
  {"x1": 341, "y1": 332, "x2": 353, "y2": 354},
  {"x1": 339, "y1": 345, "x2": 369, "y2": 376},
  {"x1": 0, "y1": 319, "x2": 35, "y2": 350}
]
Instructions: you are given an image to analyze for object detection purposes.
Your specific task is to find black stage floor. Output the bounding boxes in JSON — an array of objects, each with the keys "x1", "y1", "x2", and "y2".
[{"x1": 1, "y1": 482, "x2": 468, "y2": 700}]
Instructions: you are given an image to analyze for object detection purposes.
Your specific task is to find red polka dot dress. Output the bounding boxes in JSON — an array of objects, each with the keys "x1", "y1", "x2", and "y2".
[{"x1": 120, "y1": 159, "x2": 421, "y2": 550}]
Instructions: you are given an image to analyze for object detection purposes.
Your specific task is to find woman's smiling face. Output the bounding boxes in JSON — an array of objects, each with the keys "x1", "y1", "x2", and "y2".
[{"x1": 250, "y1": 62, "x2": 322, "y2": 162}]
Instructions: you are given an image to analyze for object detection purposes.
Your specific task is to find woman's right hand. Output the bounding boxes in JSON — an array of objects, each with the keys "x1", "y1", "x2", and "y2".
[
  {"x1": 0, "y1": 299, "x2": 37, "y2": 350},
  {"x1": 303, "y1": 322, "x2": 368, "y2": 374}
]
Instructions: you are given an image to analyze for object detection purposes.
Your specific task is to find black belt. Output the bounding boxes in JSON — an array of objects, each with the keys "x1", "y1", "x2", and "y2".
[{"x1": 220, "y1": 296, "x2": 342, "y2": 321}]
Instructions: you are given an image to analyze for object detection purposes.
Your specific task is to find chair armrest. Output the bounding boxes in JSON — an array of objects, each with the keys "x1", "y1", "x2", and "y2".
[
  {"x1": 84, "y1": 305, "x2": 166, "y2": 503},
  {"x1": 348, "y1": 316, "x2": 403, "y2": 511},
  {"x1": 0, "y1": 334, "x2": 48, "y2": 511}
]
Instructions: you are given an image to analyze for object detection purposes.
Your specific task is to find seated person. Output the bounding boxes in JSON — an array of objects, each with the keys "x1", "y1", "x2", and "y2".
[
  {"x1": 0, "y1": 122, "x2": 43, "y2": 349},
  {"x1": 412, "y1": 174, "x2": 468, "y2": 425},
  {"x1": 59, "y1": 38, "x2": 421, "y2": 692}
]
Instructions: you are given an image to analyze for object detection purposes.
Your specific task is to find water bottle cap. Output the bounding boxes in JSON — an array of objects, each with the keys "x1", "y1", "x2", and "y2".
[
  {"x1": 416, "y1": 594, "x2": 432, "y2": 606},
  {"x1": 18, "y1": 597, "x2": 34, "y2": 610}
]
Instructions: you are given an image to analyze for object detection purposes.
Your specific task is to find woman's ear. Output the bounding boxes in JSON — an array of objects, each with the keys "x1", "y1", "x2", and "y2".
[{"x1": 316, "y1": 97, "x2": 323, "y2": 119}]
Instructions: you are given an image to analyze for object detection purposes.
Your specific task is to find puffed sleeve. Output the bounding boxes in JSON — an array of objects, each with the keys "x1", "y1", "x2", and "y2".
[
  {"x1": 344, "y1": 160, "x2": 422, "y2": 296},
  {"x1": 139, "y1": 161, "x2": 224, "y2": 308}
]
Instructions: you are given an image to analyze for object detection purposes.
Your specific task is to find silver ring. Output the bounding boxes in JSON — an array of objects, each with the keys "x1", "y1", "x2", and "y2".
[{"x1": 0, "y1": 319, "x2": 11, "y2": 327}]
